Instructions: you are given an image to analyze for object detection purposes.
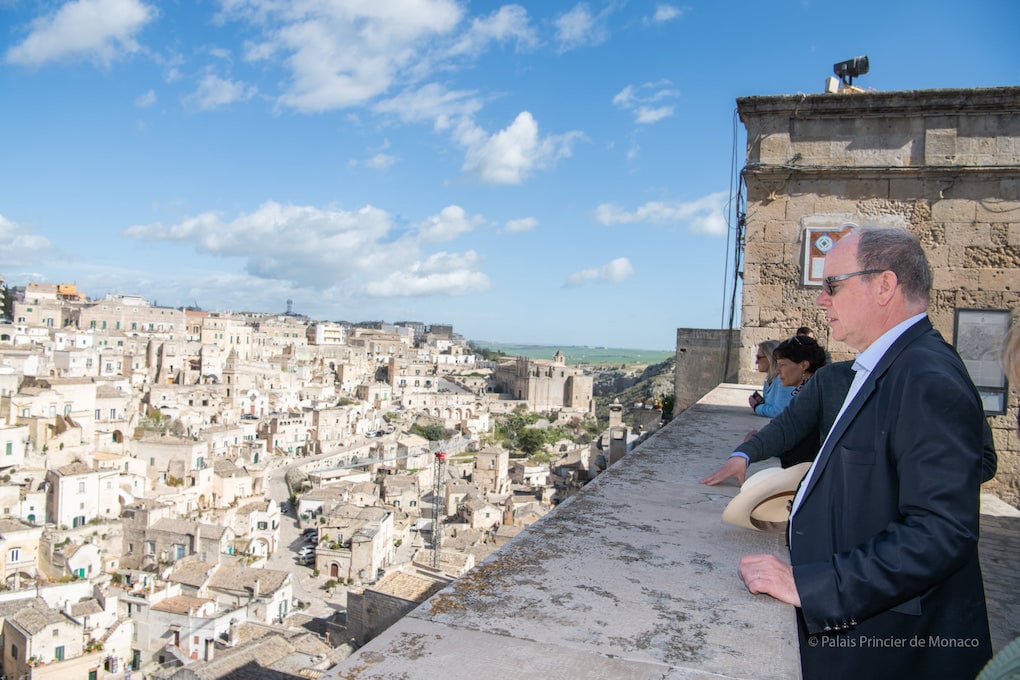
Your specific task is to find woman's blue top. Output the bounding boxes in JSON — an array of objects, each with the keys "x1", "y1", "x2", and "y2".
[{"x1": 753, "y1": 377, "x2": 796, "y2": 417}]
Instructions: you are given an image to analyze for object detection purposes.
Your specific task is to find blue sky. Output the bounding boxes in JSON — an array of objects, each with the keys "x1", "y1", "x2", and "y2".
[{"x1": 1, "y1": 1, "x2": 1017, "y2": 349}]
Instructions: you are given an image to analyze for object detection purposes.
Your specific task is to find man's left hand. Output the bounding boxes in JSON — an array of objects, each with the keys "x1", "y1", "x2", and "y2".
[{"x1": 738, "y1": 553, "x2": 801, "y2": 607}]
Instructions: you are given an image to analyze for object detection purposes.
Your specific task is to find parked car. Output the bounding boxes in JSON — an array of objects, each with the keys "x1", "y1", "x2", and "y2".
[{"x1": 298, "y1": 545, "x2": 314, "y2": 558}]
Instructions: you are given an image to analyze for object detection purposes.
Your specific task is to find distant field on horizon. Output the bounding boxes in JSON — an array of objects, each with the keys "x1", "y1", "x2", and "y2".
[{"x1": 473, "y1": 342, "x2": 674, "y2": 366}]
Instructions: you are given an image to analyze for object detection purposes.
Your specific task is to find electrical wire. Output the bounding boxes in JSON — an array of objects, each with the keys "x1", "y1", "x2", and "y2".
[{"x1": 721, "y1": 107, "x2": 747, "y2": 381}]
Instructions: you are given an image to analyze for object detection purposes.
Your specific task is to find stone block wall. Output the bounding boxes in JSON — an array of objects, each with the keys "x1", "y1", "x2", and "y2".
[
  {"x1": 737, "y1": 87, "x2": 1020, "y2": 506},
  {"x1": 673, "y1": 328, "x2": 740, "y2": 415},
  {"x1": 346, "y1": 588, "x2": 419, "y2": 647}
]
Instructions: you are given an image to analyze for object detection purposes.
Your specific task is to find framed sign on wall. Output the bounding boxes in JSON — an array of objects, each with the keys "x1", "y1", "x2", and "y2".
[
  {"x1": 801, "y1": 223, "x2": 856, "y2": 286},
  {"x1": 953, "y1": 308, "x2": 1010, "y2": 415}
]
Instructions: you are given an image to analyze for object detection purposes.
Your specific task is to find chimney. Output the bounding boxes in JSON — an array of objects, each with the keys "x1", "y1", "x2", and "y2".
[{"x1": 252, "y1": 577, "x2": 260, "y2": 599}]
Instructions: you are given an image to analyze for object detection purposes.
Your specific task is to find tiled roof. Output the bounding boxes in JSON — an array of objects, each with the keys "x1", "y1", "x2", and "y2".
[
  {"x1": 151, "y1": 594, "x2": 214, "y2": 615},
  {"x1": 10, "y1": 601, "x2": 70, "y2": 635},
  {"x1": 56, "y1": 460, "x2": 93, "y2": 476},
  {"x1": 69, "y1": 598, "x2": 104, "y2": 617},
  {"x1": 207, "y1": 565, "x2": 289, "y2": 596}
]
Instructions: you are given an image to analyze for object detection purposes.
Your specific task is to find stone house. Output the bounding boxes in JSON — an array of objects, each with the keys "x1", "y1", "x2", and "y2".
[
  {"x1": 45, "y1": 460, "x2": 120, "y2": 528},
  {"x1": 380, "y1": 474, "x2": 420, "y2": 514},
  {"x1": 473, "y1": 447, "x2": 509, "y2": 496},
  {"x1": 510, "y1": 460, "x2": 550, "y2": 487},
  {"x1": 346, "y1": 570, "x2": 449, "y2": 647},
  {"x1": 1, "y1": 598, "x2": 89, "y2": 679},
  {"x1": 394, "y1": 433, "x2": 431, "y2": 471},
  {"x1": 315, "y1": 505, "x2": 394, "y2": 585},
  {"x1": 0, "y1": 420, "x2": 29, "y2": 468},
  {"x1": 457, "y1": 494, "x2": 501, "y2": 531},
  {"x1": 736, "y1": 86, "x2": 1020, "y2": 504},
  {"x1": 0, "y1": 518, "x2": 44, "y2": 588},
  {"x1": 224, "y1": 498, "x2": 281, "y2": 557}
]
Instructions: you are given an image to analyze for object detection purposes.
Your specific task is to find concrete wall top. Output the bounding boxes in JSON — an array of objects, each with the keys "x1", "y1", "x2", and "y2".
[
  {"x1": 737, "y1": 87, "x2": 1020, "y2": 119},
  {"x1": 326, "y1": 383, "x2": 803, "y2": 679}
]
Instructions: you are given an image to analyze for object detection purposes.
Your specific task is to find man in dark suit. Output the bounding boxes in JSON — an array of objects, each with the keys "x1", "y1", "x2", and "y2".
[{"x1": 739, "y1": 227, "x2": 993, "y2": 679}]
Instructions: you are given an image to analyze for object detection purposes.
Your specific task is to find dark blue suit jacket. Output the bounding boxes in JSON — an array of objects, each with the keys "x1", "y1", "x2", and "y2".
[{"x1": 789, "y1": 318, "x2": 992, "y2": 679}]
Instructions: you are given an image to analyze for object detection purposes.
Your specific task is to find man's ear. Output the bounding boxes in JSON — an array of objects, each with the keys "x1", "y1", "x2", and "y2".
[{"x1": 874, "y1": 270, "x2": 899, "y2": 306}]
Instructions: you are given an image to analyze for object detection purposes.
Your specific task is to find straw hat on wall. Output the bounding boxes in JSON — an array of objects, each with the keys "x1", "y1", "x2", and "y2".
[{"x1": 722, "y1": 462, "x2": 812, "y2": 532}]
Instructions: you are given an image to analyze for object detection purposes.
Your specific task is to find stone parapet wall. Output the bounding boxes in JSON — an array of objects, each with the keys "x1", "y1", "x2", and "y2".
[
  {"x1": 674, "y1": 328, "x2": 740, "y2": 414},
  {"x1": 738, "y1": 87, "x2": 1020, "y2": 506}
]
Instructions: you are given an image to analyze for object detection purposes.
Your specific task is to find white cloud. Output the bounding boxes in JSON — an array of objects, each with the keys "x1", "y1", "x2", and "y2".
[
  {"x1": 651, "y1": 4, "x2": 685, "y2": 23},
  {"x1": 365, "y1": 250, "x2": 491, "y2": 297},
  {"x1": 378, "y1": 86, "x2": 581, "y2": 184},
  {"x1": 0, "y1": 214, "x2": 52, "y2": 266},
  {"x1": 186, "y1": 73, "x2": 257, "y2": 110},
  {"x1": 446, "y1": 4, "x2": 537, "y2": 57},
  {"x1": 4, "y1": 0, "x2": 155, "y2": 67},
  {"x1": 504, "y1": 217, "x2": 537, "y2": 233},
  {"x1": 613, "y1": 81, "x2": 678, "y2": 125},
  {"x1": 564, "y1": 257, "x2": 634, "y2": 288},
  {"x1": 375, "y1": 83, "x2": 483, "y2": 132},
  {"x1": 123, "y1": 200, "x2": 490, "y2": 297},
  {"x1": 135, "y1": 89, "x2": 156, "y2": 107},
  {"x1": 554, "y1": 3, "x2": 609, "y2": 52},
  {"x1": 417, "y1": 205, "x2": 483, "y2": 243},
  {"x1": 226, "y1": 0, "x2": 465, "y2": 112},
  {"x1": 365, "y1": 153, "x2": 397, "y2": 170},
  {"x1": 595, "y1": 191, "x2": 729, "y2": 235},
  {"x1": 463, "y1": 111, "x2": 583, "y2": 185}
]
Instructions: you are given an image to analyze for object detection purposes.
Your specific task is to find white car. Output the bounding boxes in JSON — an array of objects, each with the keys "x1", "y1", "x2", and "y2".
[{"x1": 297, "y1": 545, "x2": 314, "y2": 558}]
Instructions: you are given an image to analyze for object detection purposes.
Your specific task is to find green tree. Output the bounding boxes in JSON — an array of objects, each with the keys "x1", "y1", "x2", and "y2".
[
  {"x1": 517, "y1": 429, "x2": 546, "y2": 455},
  {"x1": 410, "y1": 423, "x2": 446, "y2": 441}
]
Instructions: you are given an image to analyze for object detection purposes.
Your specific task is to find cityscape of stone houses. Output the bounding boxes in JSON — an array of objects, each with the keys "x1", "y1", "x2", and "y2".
[{"x1": 0, "y1": 280, "x2": 641, "y2": 679}]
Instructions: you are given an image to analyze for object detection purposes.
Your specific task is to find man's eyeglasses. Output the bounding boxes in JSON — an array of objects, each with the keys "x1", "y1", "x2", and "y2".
[{"x1": 822, "y1": 269, "x2": 885, "y2": 296}]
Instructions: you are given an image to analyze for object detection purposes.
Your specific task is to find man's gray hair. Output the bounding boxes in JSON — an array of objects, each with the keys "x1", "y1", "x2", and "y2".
[{"x1": 854, "y1": 226, "x2": 931, "y2": 305}]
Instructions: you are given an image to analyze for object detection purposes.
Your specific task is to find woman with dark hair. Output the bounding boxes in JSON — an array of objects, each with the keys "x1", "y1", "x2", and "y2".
[
  {"x1": 772, "y1": 335, "x2": 827, "y2": 395},
  {"x1": 762, "y1": 335, "x2": 830, "y2": 468}
]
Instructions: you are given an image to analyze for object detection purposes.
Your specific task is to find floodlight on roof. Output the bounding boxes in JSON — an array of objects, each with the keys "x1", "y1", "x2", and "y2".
[{"x1": 834, "y1": 55, "x2": 869, "y2": 86}]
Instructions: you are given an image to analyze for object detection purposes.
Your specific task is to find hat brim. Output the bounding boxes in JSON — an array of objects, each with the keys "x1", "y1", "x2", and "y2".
[{"x1": 721, "y1": 462, "x2": 811, "y2": 533}]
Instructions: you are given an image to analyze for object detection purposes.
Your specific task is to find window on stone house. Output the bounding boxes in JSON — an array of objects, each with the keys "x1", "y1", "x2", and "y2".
[
  {"x1": 79, "y1": 481, "x2": 86, "y2": 493},
  {"x1": 5, "y1": 443, "x2": 11, "y2": 456},
  {"x1": 95, "y1": 409, "x2": 101, "y2": 420},
  {"x1": 10, "y1": 644, "x2": 17, "y2": 660},
  {"x1": 9, "y1": 548, "x2": 19, "y2": 562},
  {"x1": 53, "y1": 629, "x2": 59, "y2": 637}
]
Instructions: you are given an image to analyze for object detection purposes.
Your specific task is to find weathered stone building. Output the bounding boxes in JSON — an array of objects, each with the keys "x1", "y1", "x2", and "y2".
[
  {"x1": 736, "y1": 86, "x2": 1020, "y2": 504},
  {"x1": 494, "y1": 351, "x2": 594, "y2": 413}
]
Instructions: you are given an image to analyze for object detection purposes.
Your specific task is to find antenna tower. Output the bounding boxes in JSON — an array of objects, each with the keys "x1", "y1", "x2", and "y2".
[{"x1": 431, "y1": 449, "x2": 447, "y2": 568}]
